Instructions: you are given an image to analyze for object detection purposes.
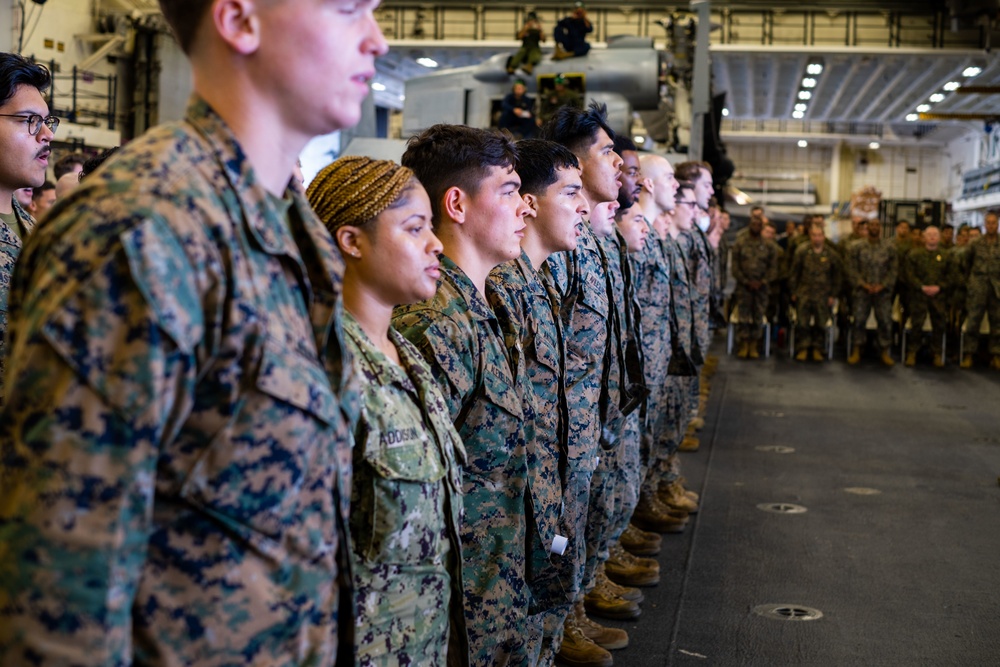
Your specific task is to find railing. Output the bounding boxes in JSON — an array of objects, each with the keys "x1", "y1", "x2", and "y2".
[
  {"x1": 376, "y1": 5, "x2": 993, "y2": 49},
  {"x1": 33, "y1": 60, "x2": 118, "y2": 132}
]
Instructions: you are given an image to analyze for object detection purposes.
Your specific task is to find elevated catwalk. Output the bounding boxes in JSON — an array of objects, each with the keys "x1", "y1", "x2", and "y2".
[{"x1": 604, "y1": 344, "x2": 1000, "y2": 666}]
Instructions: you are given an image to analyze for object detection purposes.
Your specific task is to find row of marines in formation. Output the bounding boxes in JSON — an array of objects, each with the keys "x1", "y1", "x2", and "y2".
[
  {"x1": 0, "y1": 47, "x2": 721, "y2": 667},
  {"x1": 726, "y1": 207, "x2": 1000, "y2": 368}
]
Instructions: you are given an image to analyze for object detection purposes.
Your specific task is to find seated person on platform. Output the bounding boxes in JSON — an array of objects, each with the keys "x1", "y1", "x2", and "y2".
[
  {"x1": 553, "y1": 3, "x2": 592, "y2": 60},
  {"x1": 498, "y1": 79, "x2": 538, "y2": 139},
  {"x1": 539, "y1": 74, "x2": 583, "y2": 125},
  {"x1": 307, "y1": 156, "x2": 468, "y2": 665},
  {"x1": 509, "y1": 12, "x2": 545, "y2": 75}
]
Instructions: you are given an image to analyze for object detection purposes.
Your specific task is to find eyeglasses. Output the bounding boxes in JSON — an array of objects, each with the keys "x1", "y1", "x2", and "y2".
[
  {"x1": 0, "y1": 113, "x2": 59, "y2": 136},
  {"x1": 675, "y1": 200, "x2": 698, "y2": 208}
]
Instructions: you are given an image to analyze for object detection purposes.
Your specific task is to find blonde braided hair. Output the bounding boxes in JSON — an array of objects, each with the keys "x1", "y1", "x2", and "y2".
[{"x1": 306, "y1": 155, "x2": 415, "y2": 234}]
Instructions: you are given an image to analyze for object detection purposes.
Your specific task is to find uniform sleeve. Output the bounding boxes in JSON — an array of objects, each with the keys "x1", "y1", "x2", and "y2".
[
  {"x1": 0, "y1": 237, "x2": 197, "y2": 666},
  {"x1": 830, "y1": 252, "x2": 844, "y2": 296},
  {"x1": 847, "y1": 244, "x2": 863, "y2": 288},
  {"x1": 730, "y1": 241, "x2": 747, "y2": 285},
  {"x1": 788, "y1": 246, "x2": 804, "y2": 293},
  {"x1": 885, "y1": 245, "x2": 898, "y2": 288},
  {"x1": 393, "y1": 308, "x2": 478, "y2": 423}
]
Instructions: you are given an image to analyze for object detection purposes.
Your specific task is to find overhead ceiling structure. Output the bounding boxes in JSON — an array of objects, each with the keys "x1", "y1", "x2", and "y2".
[{"x1": 713, "y1": 46, "x2": 1000, "y2": 146}]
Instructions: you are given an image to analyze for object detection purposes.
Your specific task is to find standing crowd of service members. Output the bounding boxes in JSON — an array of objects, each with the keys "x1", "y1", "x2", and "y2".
[
  {"x1": 2, "y1": 2, "x2": 1000, "y2": 666},
  {"x1": 729, "y1": 208, "x2": 1000, "y2": 370}
]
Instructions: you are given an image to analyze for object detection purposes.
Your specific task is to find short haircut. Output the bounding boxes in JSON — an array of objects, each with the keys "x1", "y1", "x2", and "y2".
[
  {"x1": 676, "y1": 182, "x2": 696, "y2": 202},
  {"x1": 515, "y1": 139, "x2": 579, "y2": 197},
  {"x1": 80, "y1": 147, "x2": 120, "y2": 181},
  {"x1": 53, "y1": 153, "x2": 87, "y2": 180},
  {"x1": 674, "y1": 160, "x2": 711, "y2": 183},
  {"x1": 402, "y1": 124, "x2": 518, "y2": 227},
  {"x1": 750, "y1": 205, "x2": 764, "y2": 216},
  {"x1": 31, "y1": 180, "x2": 55, "y2": 200},
  {"x1": 159, "y1": 0, "x2": 214, "y2": 55},
  {"x1": 612, "y1": 135, "x2": 637, "y2": 155},
  {"x1": 0, "y1": 53, "x2": 51, "y2": 109},
  {"x1": 540, "y1": 101, "x2": 615, "y2": 157}
]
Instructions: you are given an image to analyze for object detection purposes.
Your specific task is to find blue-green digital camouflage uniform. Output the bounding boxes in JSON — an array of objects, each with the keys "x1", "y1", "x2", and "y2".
[
  {"x1": 546, "y1": 224, "x2": 610, "y2": 606},
  {"x1": 393, "y1": 254, "x2": 534, "y2": 667},
  {"x1": 961, "y1": 235, "x2": 1000, "y2": 355},
  {"x1": 904, "y1": 247, "x2": 952, "y2": 355},
  {"x1": 679, "y1": 227, "x2": 713, "y2": 424},
  {"x1": 658, "y1": 234, "x2": 694, "y2": 483},
  {"x1": 487, "y1": 251, "x2": 568, "y2": 666},
  {"x1": 596, "y1": 231, "x2": 644, "y2": 547},
  {"x1": 789, "y1": 243, "x2": 843, "y2": 353},
  {"x1": 731, "y1": 232, "x2": 778, "y2": 344},
  {"x1": 344, "y1": 313, "x2": 469, "y2": 667},
  {"x1": 848, "y1": 239, "x2": 898, "y2": 350},
  {"x1": 634, "y1": 222, "x2": 673, "y2": 494},
  {"x1": 0, "y1": 198, "x2": 34, "y2": 401},
  {"x1": 0, "y1": 97, "x2": 360, "y2": 666}
]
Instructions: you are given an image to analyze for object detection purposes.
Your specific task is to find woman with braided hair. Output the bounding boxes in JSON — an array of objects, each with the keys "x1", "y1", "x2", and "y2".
[{"x1": 307, "y1": 156, "x2": 470, "y2": 666}]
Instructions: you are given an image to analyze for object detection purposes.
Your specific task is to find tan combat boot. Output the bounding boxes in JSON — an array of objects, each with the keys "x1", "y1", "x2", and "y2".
[
  {"x1": 678, "y1": 434, "x2": 700, "y2": 452},
  {"x1": 960, "y1": 354, "x2": 973, "y2": 369},
  {"x1": 605, "y1": 543, "x2": 660, "y2": 587},
  {"x1": 594, "y1": 562, "x2": 645, "y2": 602},
  {"x1": 621, "y1": 523, "x2": 662, "y2": 556},
  {"x1": 689, "y1": 416, "x2": 705, "y2": 431},
  {"x1": 847, "y1": 346, "x2": 862, "y2": 365},
  {"x1": 932, "y1": 353, "x2": 944, "y2": 368},
  {"x1": 552, "y1": 44, "x2": 572, "y2": 61},
  {"x1": 812, "y1": 349, "x2": 825, "y2": 362},
  {"x1": 748, "y1": 343, "x2": 761, "y2": 359},
  {"x1": 557, "y1": 611, "x2": 614, "y2": 667},
  {"x1": 575, "y1": 600, "x2": 629, "y2": 650},
  {"x1": 583, "y1": 581, "x2": 641, "y2": 621},
  {"x1": 737, "y1": 341, "x2": 749, "y2": 358},
  {"x1": 795, "y1": 349, "x2": 808, "y2": 361},
  {"x1": 991, "y1": 355, "x2": 1000, "y2": 371},
  {"x1": 881, "y1": 350, "x2": 895, "y2": 367},
  {"x1": 905, "y1": 350, "x2": 916, "y2": 366},
  {"x1": 630, "y1": 491, "x2": 688, "y2": 534},
  {"x1": 658, "y1": 480, "x2": 699, "y2": 514}
]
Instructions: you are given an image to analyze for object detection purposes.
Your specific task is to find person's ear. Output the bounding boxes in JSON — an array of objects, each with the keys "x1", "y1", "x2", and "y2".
[
  {"x1": 442, "y1": 186, "x2": 467, "y2": 225},
  {"x1": 336, "y1": 225, "x2": 364, "y2": 260},
  {"x1": 212, "y1": 0, "x2": 263, "y2": 55}
]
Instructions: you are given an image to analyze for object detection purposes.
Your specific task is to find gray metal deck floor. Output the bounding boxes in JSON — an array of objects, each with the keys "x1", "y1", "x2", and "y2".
[{"x1": 601, "y1": 346, "x2": 1000, "y2": 666}]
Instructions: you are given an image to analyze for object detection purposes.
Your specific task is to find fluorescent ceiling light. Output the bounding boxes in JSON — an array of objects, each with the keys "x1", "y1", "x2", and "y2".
[
  {"x1": 798, "y1": 90, "x2": 812, "y2": 100},
  {"x1": 722, "y1": 108, "x2": 729, "y2": 117},
  {"x1": 794, "y1": 103, "x2": 807, "y2": 112},
  {"x1": 797, "y1": 140, "x2": 808, "y2": 148},
  {"x1": 371, "y1": 82, "x2": 386, "y2": 91},
  {"x1": 962, "y1": 66, "x2": 982, "y2": 77},
  {"x1": 802, "y1": 77, "x2": 817, "y2": 88},
  {"x1": 633, "y1": 135, "x2": 646, "y2": 144},
  {"x1": 416, "y1": 57, "x2": 439, "y2": 68},
  {"x1": 869, "y1": 141, "x2": 880, "y2": 149},
  {"x1": 943, "y1": 81, "x2": 960, "y2": 91},
  {"x1": 792, "y1": 110, "x2": 805, "y2": 119},
  {"x1": 929, "y1": 93, "x2": 945, "y2": 103},
  {"x1": 916, "y1": 104, "x2": 931, "y2": 112},
  {"x1": 905, "y1": 113, "x2": 918, "y2": 121},
  {"x1": 806, "y1": 63, "x2": 823, "y2": 75}
]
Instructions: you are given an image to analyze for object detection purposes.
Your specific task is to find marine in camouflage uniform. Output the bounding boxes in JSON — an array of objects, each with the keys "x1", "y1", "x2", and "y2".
[
  {"x1": 961, "y1": 215, "x2": 1000, "y2": 361},
  {"x1": 659, "y1": 233, "x2": 694, "y2": 474},
  {"x1": 486, "y1": 251, "x2": 569, "y2": 661},
  {"x1": 731, "y1": 224, "x2": 779, "y2": 348},
  {"x1": 633, "y1": 222, "x2": 672, "y2": 495},
  {"x1": 393, "y1": 254, "x2": 535, "y2": 667},
  {"x1": 344, "y1": 313, "x2": 469, "y2": 666},
  {"x1": 904, "y1": 240, "x2": 951, "y2": 359},
  {"x1": 546, "y1": 224, "x2": 611, "y2": 603},
  {"x1": 679, "y1": 227, "x2": 713, "y2": 425},
  {"x1": 848, "y1": 227, "x2": 898, "y2": 353},
  {"x1": 596, "y1": 229, "x2": 645, "y2": 551},
  {"x1": 0, "y1": 98, "x2": 360, "y2": 666},
  {"x1": 0, "y1": 198, "x2": 34, "y2": 400},
  {"x1": 789, "y1": 240, "x2": 843, "y2": 354}
]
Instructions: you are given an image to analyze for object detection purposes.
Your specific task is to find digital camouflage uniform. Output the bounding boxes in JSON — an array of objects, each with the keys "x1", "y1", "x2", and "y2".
[
  {"x1": 679, "y1": 228, "x2": 713, "y2": 424},
  {"x1": 962, "y1": 234, "x2": 1000, "y2": 356},
  {"x1": 904, "y1": 247, "x2": 952, "y2": 355},
  {"x1": 486, "y1": 251, "x2": 568, "y2": 665},
  {"x1": 0, "y1": 198, "x2": 34, "y2": 401},
  {"x1": 789, "y1": 243, "x2": 843, "y2": 353},
  {"x1": 546, "y1": 224, "x2": 610, "y2": 605},
  {"x1": 659, "y1": 234, "x2": 693, "y2": 482},
  {"x1": 0, "y1": 98, "x2": 360, "y2": 666},
  {"x1": 731, "y1": 232, "x2": 778, "y2": 344},
  {"x1": 634, "y1": 222, "x2": 672, "y2": 494},
  {"x1": 344, "y1": 314, "x2": 468, "y2": 667},
  {"x1": 393, "y1": 254, "x2": 534, "y2": 667},
  {"x1": 848, "y1": 239, "x2": 898, "y2": 350},
  {"x1": 597, "y1": 231, "x2": 644, "y2": 550}
]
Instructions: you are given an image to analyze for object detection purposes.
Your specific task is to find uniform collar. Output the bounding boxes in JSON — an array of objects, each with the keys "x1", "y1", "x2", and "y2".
[{"x1": 439, "y1": 253, "x2": 497, "y2": 323}]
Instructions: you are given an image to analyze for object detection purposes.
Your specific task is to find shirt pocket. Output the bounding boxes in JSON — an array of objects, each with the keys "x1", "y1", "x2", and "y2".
[{"x1": 359, "y1": 411, "x2": 447, "y2": 565}]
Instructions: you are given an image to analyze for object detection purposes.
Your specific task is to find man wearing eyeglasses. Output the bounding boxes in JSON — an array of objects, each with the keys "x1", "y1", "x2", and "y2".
[
  {"x1": 0, "y1": 53, "x2": 54, "y2": 401},
  {"x1": 0, "y1": 0, "x2": 388, "y2": 664}
]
